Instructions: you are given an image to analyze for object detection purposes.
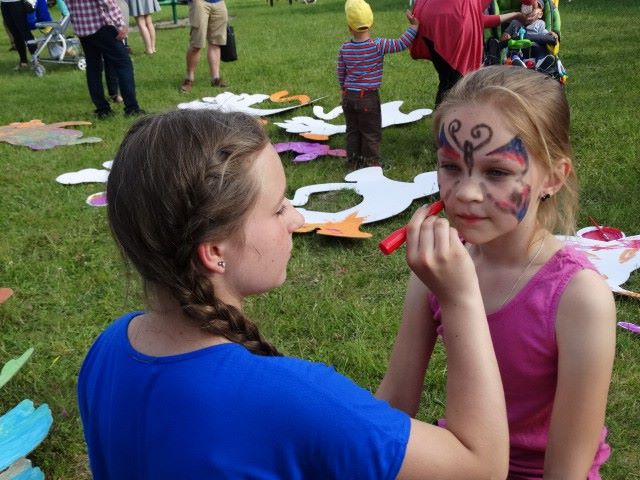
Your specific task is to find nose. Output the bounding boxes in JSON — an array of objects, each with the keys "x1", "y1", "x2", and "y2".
[
  {"x1": 289, "y1": 201, "x2": 305, "y2": 231},
  {"x1": 455, "y1": 176, "x2": 485, "y2": 203}
]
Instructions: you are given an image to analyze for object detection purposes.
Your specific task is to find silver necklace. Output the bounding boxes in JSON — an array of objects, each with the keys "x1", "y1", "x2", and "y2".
[{"x1": 499, "y1": 235, "x2": 547, "y2": 309}]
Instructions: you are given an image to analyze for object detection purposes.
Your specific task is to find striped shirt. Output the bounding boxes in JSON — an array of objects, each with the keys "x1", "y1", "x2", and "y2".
[
  {"x1": 65, "y1": 0, "x2": 125, "y2": 37},
  {"x1": 337, "y1": 27, "x2": 417, "y2": 91}
]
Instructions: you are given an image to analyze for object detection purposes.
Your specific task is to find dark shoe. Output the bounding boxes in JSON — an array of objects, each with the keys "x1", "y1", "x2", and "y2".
[
  {"x1": 95, "y1": 109, "x2": 116, "y2": 120},
  {"x1": 180, "y1": 78, "x2": 193, "y2": 93},
  {"x1": 124, "y1": 108, "x2": 147, "y2": 117},
  {"x1": 536, "y1": 54, "x2": 557, "y2": 75},
  {"x1": 511, "y1": 56, "x2": 527, "y2": 68},
  {"x1": 361, "y1": 157, "x2": 382, "y2": 168},
  {"x1": 346, "y1": 155, "x2": 361, "y2": 171},
  {"x1": 211, "y1": 77, "x2": 228, "y2": 87}
]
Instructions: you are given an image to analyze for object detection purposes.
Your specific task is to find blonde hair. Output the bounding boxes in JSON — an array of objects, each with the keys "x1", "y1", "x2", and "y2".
[
  {"x1": 434, "y1": 66, "x2": 578, "y2": 234},
  {"x1": 107, "y1": 109, "x2": 281, "y2": 356}
]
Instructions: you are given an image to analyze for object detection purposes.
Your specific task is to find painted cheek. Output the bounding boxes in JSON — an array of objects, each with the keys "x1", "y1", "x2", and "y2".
[{"x1": 482, "y1": 181, "x2": 532, "y2": 222}]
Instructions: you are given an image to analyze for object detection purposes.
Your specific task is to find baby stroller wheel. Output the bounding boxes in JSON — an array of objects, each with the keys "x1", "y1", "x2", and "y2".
[
  {"x1": 32, "y1": 62, "x2": 46, "y2": 77},
  {"x1": 76, "y1": 57, "x2": 87, "y2": 71}
]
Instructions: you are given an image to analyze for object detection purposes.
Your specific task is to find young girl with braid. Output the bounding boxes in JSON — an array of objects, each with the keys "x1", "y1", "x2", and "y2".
[
  {"x1": 78, "y1": 109, "x2": 509, "y2": 479},
  {"x1": 377, "y1": 66, "x2": 616, "y2": 479}
]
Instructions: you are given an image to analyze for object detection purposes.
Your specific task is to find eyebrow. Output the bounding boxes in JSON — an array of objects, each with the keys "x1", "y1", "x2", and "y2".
[
  {"x1": 485, "y1": 136, "x2": 528, "y2": 167},
  {"x1": 437, "y1": 143, "x2": 460, "y2": 160}
]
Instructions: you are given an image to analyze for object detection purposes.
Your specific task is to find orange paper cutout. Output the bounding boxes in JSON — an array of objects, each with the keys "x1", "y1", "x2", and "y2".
[
  {"x1": 295, "y1": 212, "x2": 371, "y2": 238},
  {"x1": 300, "y1": 133, "x2": 330, "y2": 141},
  {"x1": 270, "y1": 90, "x2": 311, "y2": 105},
  {"x1": 619, "y1": 248, "x2": 637, "y2": 263},
  {"x1": 0, "y1": 288, "x2": 14, "y2": 304}
]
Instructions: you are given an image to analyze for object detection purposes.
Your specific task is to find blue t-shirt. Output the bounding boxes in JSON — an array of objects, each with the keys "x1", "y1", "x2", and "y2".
[{"x1": 78, "y1": 312, "x2": 410, "y2": 479}]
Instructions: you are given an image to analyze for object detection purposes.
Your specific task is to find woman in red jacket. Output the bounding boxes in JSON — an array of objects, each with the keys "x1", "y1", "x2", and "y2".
[{"x1": 411, "y1": 0, "x2": 527, "y2": 105}]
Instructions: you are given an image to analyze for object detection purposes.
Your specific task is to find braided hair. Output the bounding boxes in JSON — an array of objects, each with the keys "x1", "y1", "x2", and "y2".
[{"x1": 107, "y1": 109, "x2": 281, "y2": 356}]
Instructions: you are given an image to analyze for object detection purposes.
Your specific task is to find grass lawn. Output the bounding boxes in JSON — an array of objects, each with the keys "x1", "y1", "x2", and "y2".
[{"x1": 0, "y1": 0, "x2": 638, "y2": 477}]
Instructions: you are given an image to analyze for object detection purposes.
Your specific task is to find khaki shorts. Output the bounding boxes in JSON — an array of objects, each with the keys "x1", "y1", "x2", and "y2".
[{"x1": 189, "y1": 0, "x2": 228, "y2": 49}]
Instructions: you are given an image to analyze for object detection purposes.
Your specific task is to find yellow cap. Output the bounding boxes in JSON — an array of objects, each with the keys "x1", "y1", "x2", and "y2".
[{"x1": 345, "y1": 0, "x2": 373, "y2": 31}]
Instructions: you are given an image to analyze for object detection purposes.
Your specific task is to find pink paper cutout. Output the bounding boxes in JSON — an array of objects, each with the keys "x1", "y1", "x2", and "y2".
[
  {"x1": 86, "y1": 192, "x2": 107, "y2": 207},
  {"x1": 617, "y1": 322, "x2": 640, "y2": 334},
  {"x1": 274, "y1": 142, "x2": 346, "y2": 162},
  {"x1": 0, "y1": 120, "x2": 101, "y2": 150}
]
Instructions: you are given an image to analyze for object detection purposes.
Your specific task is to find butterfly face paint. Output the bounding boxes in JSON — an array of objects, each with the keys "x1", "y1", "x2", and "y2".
[{"x1": 437, "y1": 115, "x2": 533, "y2": 224}]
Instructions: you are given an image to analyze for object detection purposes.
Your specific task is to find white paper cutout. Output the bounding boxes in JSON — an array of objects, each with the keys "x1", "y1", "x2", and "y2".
[
  {"x1": 177, "y1": 92, "x2": 324, "y2": 117},
  {"x1": 55, "y1": 168, "x2": 109, "y2": 185},
  {"x1": 291, "y1": 166, "x2": 439, "y2": 226},
  {"x1": 276, "y1": 101, "x2": 433, "y2": 138},
  {"x1": 56, "y1": 160, "x2": 112, "y2": 207},
  {"x1": 558, "y1": 234, "x2": 640, "y2": 298}
]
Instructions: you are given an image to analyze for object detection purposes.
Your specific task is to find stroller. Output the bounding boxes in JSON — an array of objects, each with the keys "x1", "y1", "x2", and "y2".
[
  {"x1": 483, "y1": 0, "x2": 567, "y2": 83},
  {"x1": 26, "y1": 13, "x2": 86, "y2": 77}
]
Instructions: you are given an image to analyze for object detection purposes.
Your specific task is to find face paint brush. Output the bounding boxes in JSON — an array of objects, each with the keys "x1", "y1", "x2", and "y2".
[
  {"x1": 589, "y1": 216, "x2": 611, "y2": 241},
  {"x1": 379, "y1": 200, "x2": 444, "y2": 255}
]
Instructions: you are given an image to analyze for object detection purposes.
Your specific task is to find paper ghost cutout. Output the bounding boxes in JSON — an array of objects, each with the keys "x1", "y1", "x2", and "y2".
[
  {"x1": 290, "y1": 167, "x2": 439, "y2": 238},
  {"x1": 0, "y1": 120, "x2": 101, "y2": 150},
  {"x1": 275, "y1": 101, "x2": 433, "y2": 140},
  {"x1": 558, "y1": 233, "x2": 640, "y2": 298},
  {"x1": 177, "y1": 91, "x2": 323, "y2": 117},
  {"x1": 56, "y1": 160, "x2": 112, "y2": 207},
  {"x1": 274, "y1": 142, "x2": 346, "y2": 162}
]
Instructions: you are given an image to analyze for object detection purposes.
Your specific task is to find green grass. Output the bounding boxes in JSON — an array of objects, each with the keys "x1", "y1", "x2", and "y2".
[{"x1": 0, "y1": 0, "x2": 639, "y2": 477}]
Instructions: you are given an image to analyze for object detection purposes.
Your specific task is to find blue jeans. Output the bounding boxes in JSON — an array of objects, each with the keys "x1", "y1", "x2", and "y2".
[{"x1": 79, "y1": 25, "x2": 140, "y2": 114}]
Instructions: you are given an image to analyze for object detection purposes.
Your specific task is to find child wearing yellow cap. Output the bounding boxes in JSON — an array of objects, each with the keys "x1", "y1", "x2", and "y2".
[{"x1": 338, "y1": 0, "x2": 418, "y2": 169}]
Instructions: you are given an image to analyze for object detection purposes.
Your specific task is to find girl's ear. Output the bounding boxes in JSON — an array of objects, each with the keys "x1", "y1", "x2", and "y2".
[
  {"x1": 197, "y1": 241, "x2": 226, "y2": 274},
  {"x1": 543, "y1": 157, "x2": 571, "y2": 195}
]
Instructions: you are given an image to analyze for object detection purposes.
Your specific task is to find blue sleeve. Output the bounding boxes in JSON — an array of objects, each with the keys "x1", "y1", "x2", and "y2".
[{"x1": 262, "y1": 359, "x2": 411, "y2": 479}]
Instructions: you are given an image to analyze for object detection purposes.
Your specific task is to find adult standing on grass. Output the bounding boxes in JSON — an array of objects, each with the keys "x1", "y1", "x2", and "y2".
[
  {"x1": 127, "y1": 0, "x2": 159, "y2": 54},
  {"x1": 410, "y1": 0, "x2": 528, "y2": 106},
  {"x1": 180, "y1": 0, "x2": 228, "y2": 93},
  {"x1": 78, "y1": 108, "x2": 509, "y2": 479},
  {"x1": 66, "y1": 0, "x2": 145, "y2": 119},
  {"x1": 0, "y1": 0, "x2": 36, "y2": 70}
]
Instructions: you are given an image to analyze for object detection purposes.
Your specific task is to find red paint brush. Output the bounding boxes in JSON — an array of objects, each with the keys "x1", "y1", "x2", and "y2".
[
  {"x1": 589, "y1": 216, "x2": 611, "y2": 241},
  {"x1": 379, "y1": 200, "x2": 445, "y2": 255}
]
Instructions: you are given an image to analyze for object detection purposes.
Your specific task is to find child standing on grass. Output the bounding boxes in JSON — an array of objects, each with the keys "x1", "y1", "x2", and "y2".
[
  {"x1": 337, "y1": 0, "x2": 418, "y2": 170},
  {"x1": 377, "y1": 66, "x2": 616, "y2": 479}
]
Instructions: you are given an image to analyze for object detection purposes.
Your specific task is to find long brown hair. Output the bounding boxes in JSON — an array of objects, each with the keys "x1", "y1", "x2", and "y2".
[
  {"x1": 434, "y1": 66, "x2": 578, "y2": 234},
  {"x1": 107, "y1": 109, "x2": 281, "y2": 356}
]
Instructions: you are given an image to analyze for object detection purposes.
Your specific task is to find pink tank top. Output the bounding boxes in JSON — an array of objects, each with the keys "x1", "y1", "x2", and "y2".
[{"x1": 430, "y1": 246, "x2": 611, "y2": 479}]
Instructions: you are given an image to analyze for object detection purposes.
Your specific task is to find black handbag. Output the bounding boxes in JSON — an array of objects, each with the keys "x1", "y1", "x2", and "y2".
[{"x1": 220, "y1": 25, "x2": 237, "y2": 62}]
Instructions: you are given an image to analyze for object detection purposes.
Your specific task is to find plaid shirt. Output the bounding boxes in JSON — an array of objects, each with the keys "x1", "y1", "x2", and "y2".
[{"x1": 65, "y1": 0, "x2": 125, "y2": 37}]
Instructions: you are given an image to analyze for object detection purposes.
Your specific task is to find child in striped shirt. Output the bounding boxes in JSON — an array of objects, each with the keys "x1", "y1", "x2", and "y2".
[{"x1": 337, "y1": 0, "x2": 418, "y2": 169}]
